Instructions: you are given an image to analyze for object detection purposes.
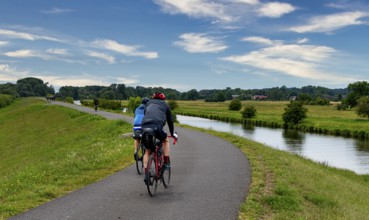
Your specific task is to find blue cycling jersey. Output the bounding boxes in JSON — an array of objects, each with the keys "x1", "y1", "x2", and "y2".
[{"x1": 133, "y1": 104, "x2": 145, "y2": 131}]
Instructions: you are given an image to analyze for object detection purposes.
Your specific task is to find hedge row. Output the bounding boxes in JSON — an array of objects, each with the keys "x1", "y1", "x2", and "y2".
[
  {"x1": 81, "y1": 99, "x2": 122, "y2": 110},
  {"x1": 175, "y1": 111, "x2": 369, "y2": 139},
  {"x1": 0, "y1": 94, "x2": 15, "y2": 108}
]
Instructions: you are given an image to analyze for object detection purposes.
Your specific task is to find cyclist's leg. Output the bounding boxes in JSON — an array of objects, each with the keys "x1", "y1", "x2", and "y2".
[
  {"x1": 143, "y1": 149, "x2": 151, "y2": 170},
  {"x1": 143, "y1": 149, "x2": 151, "y2": 182},
  {"x1": 159, "y1": 129, "x2": 170, "y2": 165},
  {"x1": 163, "y1": 138, "x2": 170, "y2": 157}
]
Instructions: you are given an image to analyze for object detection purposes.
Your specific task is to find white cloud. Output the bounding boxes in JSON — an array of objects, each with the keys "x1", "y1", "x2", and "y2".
[
  {"x1": 39, "y1": 75, "x2": 112, "y2": 88},
  {"x1": 290, "y1": 11, "x2": 369, "y2": 33},
  {"x1": 4, "y1": 49, "x2": 39, "y2": 58},
  {"x1": 85, "y1": 50, "x2": 116, "y2": 64},
  {"x1": 0, "y1": 64, "x2": 30, "y2": 82},
  {"x1": 40, "y1": 7, "x2": 74, "y2": 14},
  {"x1": 0, "y1": 41, "x2": 9, "y2": 46},
  {"x1": 221, "y1": 41, "x2": 357, "y2": 83},
  {"x1": 92, "y1": 39, "x2": 158, "y2": 59},
  {"x1": 3, "y1": 49, "x2": 78, "y2": 63},
  {"x1": 116, "y1": 77, "x2": 139, "y2": 85},
  {"x1": 232, "y1": 0, "x2": 259, "y2": 5},
  {"x1": 257, "y1": 2, "x2": 296, "y2": 18},
  {"x1": 296, "y1": 38, "x2": 309, "y2": 44},
  {"x1": 241, "y1": 36, "x2": 280, "y2": 45},
  {"x1": 0, "y1": 28, "x2": 62, "y2": 42},
  {"x1": 46, "y1": 48, "x2": 69, "y2": 55},
  {"x1": 153, "y1": 0, "x2": 234, "y2": 22},
  {"x1": 174, "y1": 33, "x2": 228, "y2": 53}
]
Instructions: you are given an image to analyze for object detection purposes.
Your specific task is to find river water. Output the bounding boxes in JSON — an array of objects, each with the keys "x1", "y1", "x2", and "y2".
[{"x1": 177, "y1": 115, "x2": 369, "y2": 174}]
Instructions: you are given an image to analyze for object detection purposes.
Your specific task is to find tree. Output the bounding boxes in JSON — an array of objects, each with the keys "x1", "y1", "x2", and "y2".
[
  {"x1": 127, "y1": 96, "x2": 141, "y2": 113},
  {"x1": 297, "y1": 93, "x2": 312, "y2": 104},
  {"x1": 16, "y1": 77, "x2": 50, "y2": 97},
  {"x1": 282, "y1": 101, "x2": 307, "y2": 125},
  {"x1": 215, "y1": 92, "x2": 226, "y2": 102},
  {"x1": 356, "y1": 96, "x2": 369, "y2": 119},
  {"x1": 185, "y1": 89, "x2": 199, "y2": 100},
  {"x1": 241, "y1": 105, "x2": 256, "y2": 119},
  {"x1": 344, "y1": 81, "x2": 369, "y2": 107},
  {"x1": 228, "y1": 99, "x2": 242, "y2": 111}
]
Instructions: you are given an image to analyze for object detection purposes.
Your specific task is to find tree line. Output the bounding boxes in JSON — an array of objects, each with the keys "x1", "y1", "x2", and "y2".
[
  {"x1": 0, "y1": 76, "x2": 356, "y2": 102},
  {"x1": 56, "y1": 84, "x2": 347, "y2": 102}
]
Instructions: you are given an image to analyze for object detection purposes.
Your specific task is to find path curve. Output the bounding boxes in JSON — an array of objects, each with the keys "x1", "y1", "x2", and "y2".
[{"x1": 11, "y1": 101, "x2": 251, "y2": 220}]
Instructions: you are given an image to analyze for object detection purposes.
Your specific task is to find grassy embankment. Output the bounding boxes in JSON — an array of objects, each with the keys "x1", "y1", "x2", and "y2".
[
  {"x1": 175, "y1": 100, "x2": 369, "y2": 138},
  {"x1": 2, "y1": 98, "x2": 369, "y2": 219},
  {"x1": 0, "y1": 98, "x2": 133, "y2": 219},
  {"x1": 181, "y1": 125, "x2": 369, "y2": 220}
]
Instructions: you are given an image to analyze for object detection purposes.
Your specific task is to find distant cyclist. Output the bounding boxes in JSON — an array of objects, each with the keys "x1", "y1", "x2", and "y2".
[
  {"x1": 93, "y1": 98, "x2": 99, "y2": 112},
  {"x1": 132, "y1": 97, "x2": 150, "y2": 161},
  {"x1": 141, "y1": 92, "x2": 177, "y2": 182}
]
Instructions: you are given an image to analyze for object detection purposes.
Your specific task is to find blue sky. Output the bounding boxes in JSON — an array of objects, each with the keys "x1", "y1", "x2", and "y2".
[{"x1": 0, "y1": 0, "x2": 368, "y2": 92}]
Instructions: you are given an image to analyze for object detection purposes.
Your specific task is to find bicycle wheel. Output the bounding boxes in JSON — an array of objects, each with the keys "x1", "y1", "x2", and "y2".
[
  {"x1": 146, "y1": 154, "x2": 158, "y2": 197},
  {"x1": 135, "y1": 143, "x2": 144, "y2": 175},
  {"x1": 162, "y1": 157, "x2": 171, "y2": 188}
]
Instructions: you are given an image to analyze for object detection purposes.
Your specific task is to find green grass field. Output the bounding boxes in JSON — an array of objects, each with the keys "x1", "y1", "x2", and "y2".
[
  {"x1": 0, "y1": 98, "x2": 133, "y2": 219},
  {"x1": 174, "y1": 100, "x2": 369, "y2": 137}
]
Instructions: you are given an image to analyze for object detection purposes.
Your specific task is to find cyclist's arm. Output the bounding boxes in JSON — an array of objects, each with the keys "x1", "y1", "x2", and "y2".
[{"x1": 166, "y1": 107, "x2": 174, "y2": 136}]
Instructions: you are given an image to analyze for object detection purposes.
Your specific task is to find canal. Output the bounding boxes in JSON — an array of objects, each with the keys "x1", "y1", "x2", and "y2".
[{"x1": 177, "y1": 115, "x2": 369, "y2": 174}]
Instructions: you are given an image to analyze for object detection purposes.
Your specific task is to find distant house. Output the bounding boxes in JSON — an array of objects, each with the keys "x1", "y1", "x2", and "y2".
[
  {"x1": 253, "y1": 95, "x2": 268, "y2": 100},
  {"x1": 232, "y1": 95, "x2": 240, "y2": 100},
  {"x1": 290, "y1": 96, "x2": 297, "y2": 101}
]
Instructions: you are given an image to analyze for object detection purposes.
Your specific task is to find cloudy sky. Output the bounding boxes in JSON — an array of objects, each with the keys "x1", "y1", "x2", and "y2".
[{"x1": 0, "y1": 0, "x2": 368, "y2": 91}]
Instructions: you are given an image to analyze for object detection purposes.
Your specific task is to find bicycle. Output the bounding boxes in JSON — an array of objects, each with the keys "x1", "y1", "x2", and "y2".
[
  {"x1": 144, "y1": 133, "x2": 177, "y2": 197},
  {"x1": 135, "y1": 138, "x2": 145, "y2": 175}
]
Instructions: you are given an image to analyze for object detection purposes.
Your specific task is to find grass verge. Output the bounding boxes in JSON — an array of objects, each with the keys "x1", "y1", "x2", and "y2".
[
  {"x1": 0, "y1": 98, "x2": 133, "y2": 219},
  {"x1": 180, "y1": 124, "x2": 369, "y2": 220}
]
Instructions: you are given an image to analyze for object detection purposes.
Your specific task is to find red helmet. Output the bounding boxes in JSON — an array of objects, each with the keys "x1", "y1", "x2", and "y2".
[{"x1": 152, "y1": 92, "x2": 165, "y2": 100}]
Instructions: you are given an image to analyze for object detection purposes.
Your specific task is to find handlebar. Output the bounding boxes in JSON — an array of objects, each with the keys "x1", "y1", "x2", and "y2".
[{"x1": 168, "y1": 133, "x2": 178, "y2": 145}]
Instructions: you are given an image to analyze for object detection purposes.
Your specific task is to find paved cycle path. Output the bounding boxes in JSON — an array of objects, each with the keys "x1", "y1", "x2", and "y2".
[{"x1": 11, "y1": 102, "x2": 251, "y2": 220}]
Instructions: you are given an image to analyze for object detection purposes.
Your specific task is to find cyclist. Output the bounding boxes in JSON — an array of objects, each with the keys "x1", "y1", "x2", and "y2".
[
  {"x1": 93, "y1": 98, "x2": 99, "y2": 112},
  {"x1": 141, "y1": 92, "x2": 177, "y2": 182},
  {"x1": 132, "y1": 97, "x2": 150, "y2": 161}
]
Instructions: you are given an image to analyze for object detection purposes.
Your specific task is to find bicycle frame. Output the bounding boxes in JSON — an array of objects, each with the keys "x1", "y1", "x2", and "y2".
[{"x1": 146, "y1": 136, "x2": 177, "y2": 196}]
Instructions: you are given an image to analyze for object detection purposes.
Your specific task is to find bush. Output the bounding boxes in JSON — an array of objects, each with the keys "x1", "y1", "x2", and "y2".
[
  {"x1": 356, "y1": 96, "x2": 369, "y2": 118},
  {"x1": 65, "y1": 97, "x2": 74, "y2": 104},
  {"x1": 168, "y1": 100, "x2": 178, "y2": 110},
  {"x1": 80, "y1": 98, "x2": 122, "y2": 110},
  {"x1": 241, "y1": 105, "x2": 256, "y2": 119},
  {"x1": 228, "y1": 99, "x2": 242, "y2": 111},
  {"x1": 282, "y1": 101, "x2": 307, "y2": 125},
  {"x1": 0, "y1": 94, "x2": 15, "y2": 108},
  {"x1": 127, "y1": 96, "x2": 141, "y2": 113}
]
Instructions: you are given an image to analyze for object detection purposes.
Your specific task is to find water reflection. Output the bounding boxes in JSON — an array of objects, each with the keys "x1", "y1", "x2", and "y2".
[
  {"x1": 282, "y1": 130, "x2": 304, "y2": 153},
  {"x1": 177, "y1": 115, "x2": 369, "y2": 174}
]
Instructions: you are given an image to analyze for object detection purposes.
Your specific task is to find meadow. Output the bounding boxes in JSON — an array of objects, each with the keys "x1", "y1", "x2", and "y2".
[{"x1": 174, "y1": 100, "x2": 369, "y2": 138}]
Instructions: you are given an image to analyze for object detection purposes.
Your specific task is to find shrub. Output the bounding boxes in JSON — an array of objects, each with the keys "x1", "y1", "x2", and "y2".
[
  {"x1": 0, "y1": 94, "x2": 15, "y2": 108},
  {"x1": 241, "y1": 105, "x2": 256, "y2": 119},
  {"x1": 65, "y1": 97, "x2": 74, "y2": 104},
  {"x1": 127, "y1": 96, "x2": 141, "y2": 113},
  {"x1": 228, "y1": 99, "x2": 242, "y2": 111},
  {"x1": 356, "y1": 96, "x2": 369, "y2": 118},
  {"x1": 282, "y1": 101, "x2": 307, "y2": 125},
  {"x1": 168, "y1": 100, "x2": 178, "y2": 110}
]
